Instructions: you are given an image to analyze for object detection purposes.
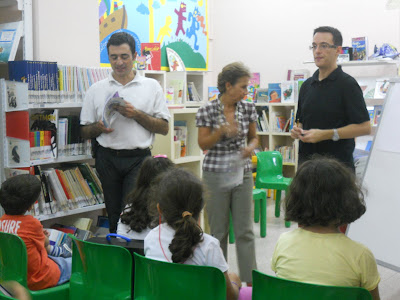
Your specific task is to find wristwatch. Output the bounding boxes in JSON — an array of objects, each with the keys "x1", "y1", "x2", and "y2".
[{"x1": 332, "y1": 129, "x2": 340, "y2": 141}]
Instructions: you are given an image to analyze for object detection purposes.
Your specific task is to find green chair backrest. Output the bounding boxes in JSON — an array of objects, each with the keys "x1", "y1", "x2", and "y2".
[
  {"x1": 69, "y1": 234, "x2": 132, "y2": 300},
  {"x1": 133, "y1": 253, "x2": 226, "y2": 300},
  {"x1": 0, "y1": 232, "x2": 28, "y2": 287},
  {"x1": 252, "y1": 270, "x2": 372, "y2": 300},
  {"x1": 255, "y1": 151, "x2": 283, "y2": 181}
]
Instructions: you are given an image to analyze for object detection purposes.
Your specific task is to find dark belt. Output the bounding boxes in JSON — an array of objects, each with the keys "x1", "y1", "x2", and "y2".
[{"x1": 99, "y1": 145, "x2": 151, "y2": 157}]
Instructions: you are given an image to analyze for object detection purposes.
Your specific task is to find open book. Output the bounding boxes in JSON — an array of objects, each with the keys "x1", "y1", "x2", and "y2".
[{"x1": 102, "y1": 91, "x2": 125, "y2": 128}]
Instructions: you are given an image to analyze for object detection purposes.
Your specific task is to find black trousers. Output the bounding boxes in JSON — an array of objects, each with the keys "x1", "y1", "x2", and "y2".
[{"x1": 95, "y1": 146, "x2": 151, "y2": 233}]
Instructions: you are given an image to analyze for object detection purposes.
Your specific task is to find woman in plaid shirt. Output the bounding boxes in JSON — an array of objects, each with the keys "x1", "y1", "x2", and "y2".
[{"x1": 196, "y1": 62, "x2": 258, "y2": 285}]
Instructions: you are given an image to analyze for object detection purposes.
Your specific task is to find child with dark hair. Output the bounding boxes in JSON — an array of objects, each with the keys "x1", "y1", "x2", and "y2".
[
  {"x1": 144, "y1": 168, "x2": 252, "y2": 300},
  {"x1": 0, "y1": 175, "x2": 72, "y2": 291},
  {"x1": 117, "y1": 156, "x2": 174, "y2": 239},
  {"x1": 271, "y1": 157, "x2": 380, "y2": 300}
]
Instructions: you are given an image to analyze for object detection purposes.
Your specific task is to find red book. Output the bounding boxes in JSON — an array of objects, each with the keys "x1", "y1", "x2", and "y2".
[
  {"x1": 6, "y1": 111, "x2": 29, "y2": 140},
  {"x1": 55, "y1": 169, "x2": 71, "y2": 201},
  {"x1": 29, "y1": 132, "x2": 35, "y2": 147},
  {"x1": 44, "y1": 131, "x2": 51, "y2": 146},
  {"x1": 140, "y1": 43, "x2": 161, "y2": 71}
]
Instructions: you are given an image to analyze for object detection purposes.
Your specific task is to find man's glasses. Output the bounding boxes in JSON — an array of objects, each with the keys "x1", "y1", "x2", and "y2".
[{"x1": 309, "y1": 43, "x2": 338, "y2": 51}]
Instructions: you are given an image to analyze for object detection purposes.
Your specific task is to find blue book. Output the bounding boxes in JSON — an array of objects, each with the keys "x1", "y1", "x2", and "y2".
[{"x1": 268, "y1": 83, "x2": 282, "y2": 103}]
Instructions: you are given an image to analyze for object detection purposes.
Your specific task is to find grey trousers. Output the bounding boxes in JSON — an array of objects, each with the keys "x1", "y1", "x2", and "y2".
[{"x1": 203, "y1": 170, "x2": 257, "y2": 282}]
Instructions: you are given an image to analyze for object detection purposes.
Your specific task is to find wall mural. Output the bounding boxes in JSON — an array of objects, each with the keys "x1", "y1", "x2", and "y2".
[{"x1": 99, "y1": 0, "x2": 209, "y2": 71}]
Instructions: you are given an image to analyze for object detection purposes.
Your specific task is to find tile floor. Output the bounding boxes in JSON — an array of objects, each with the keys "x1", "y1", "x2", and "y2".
[{"x1": 226, "y1": 197, "x2": 400, "y2": 300}]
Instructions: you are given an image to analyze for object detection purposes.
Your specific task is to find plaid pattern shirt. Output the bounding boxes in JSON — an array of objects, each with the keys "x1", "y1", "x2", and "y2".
[{"x1": 196, "y1": 98, "x2": 257, "y2": 172}]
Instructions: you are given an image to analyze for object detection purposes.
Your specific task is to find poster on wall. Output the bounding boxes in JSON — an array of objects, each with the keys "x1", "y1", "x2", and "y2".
[{"x1": 99, "y1": 0, "x2": 209, "y2": 71}]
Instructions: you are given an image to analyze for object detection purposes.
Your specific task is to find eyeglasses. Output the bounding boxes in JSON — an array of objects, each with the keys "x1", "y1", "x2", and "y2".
[{"x1": 309, "y1": 43, "x2": 338, "y2": 51}]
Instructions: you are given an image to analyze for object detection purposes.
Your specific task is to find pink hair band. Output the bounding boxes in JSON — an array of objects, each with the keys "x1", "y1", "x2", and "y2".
[{"x1": 153, "y1": 154, "x2": 168, "y2": 158}]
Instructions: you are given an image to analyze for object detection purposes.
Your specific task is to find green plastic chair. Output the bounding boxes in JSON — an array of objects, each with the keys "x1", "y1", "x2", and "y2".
[
  {"x1": 253, "y1": 188, "x2": 267, "y2": 237},
  {"x1": 252, "y1": 270, "x2": 372, "y2": 300},
  {"x1": 255, "y1": 151, "x2": 292, "y2": 228},
  {"x1": 133, "y1": 253, "x2": 226, "y2": 300},
  {"x1": 229, "y1": 188, "x2": 268, "y2": 244},
  {"x1": 69, "y1": 234, "x2": 132, "y2": 300},
  {"x1": 0, "y1": 232, "x2": 69, "y2": 300}
]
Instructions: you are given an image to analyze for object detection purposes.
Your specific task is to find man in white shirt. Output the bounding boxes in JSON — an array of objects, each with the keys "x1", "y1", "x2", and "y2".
[{"x1": 80, "y1": 32, "x2": 170, "y2": 233}]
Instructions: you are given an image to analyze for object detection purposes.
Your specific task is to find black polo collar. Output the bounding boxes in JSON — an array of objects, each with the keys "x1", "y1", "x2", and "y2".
[{"x1": 310, "y1": 66, "x2": 343, "y2": 84}]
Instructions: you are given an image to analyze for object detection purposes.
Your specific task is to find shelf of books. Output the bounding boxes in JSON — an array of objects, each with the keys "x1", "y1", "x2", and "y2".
[
  {"x1": 247, "y1": 74, "x2": 298, "y2": 178},
  {"x1": 151, "y1": 107, "x2": 202, "y2": 178},
  {"x1": 139, "y1": 70, "x2": 206, "y2": 108},
  {"x1": 0, "y1": 62, "x2": 111, "y2": 220}
]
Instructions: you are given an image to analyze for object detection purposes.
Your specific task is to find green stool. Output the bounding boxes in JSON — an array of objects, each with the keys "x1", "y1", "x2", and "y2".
[
  {"x1": 229, "y1": 188, "x2": 268, "y2": 244},
  {"x1": 253, "y1": 188, "x2": 267, "y2": 237}
]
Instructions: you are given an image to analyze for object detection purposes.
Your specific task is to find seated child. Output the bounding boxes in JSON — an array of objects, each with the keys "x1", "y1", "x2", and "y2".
[
  {"x1": 144, "y1": 168, "x2": 251, "y2": 300},
  {"x1": 117, "y1": 156, "x2": 174, "y2": 240},
  {"x1": 0, "y1": 175, "x2": 72, "y2": 291},
  {"x1": 271, "y1": 157, "x2": 380, "y2": 300}
]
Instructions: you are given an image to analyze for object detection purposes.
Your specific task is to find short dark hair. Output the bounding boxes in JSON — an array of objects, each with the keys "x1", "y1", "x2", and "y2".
[
  {"x1": 120, "y1": 156, "x2": 174, "y2": 232},
  {"x1": 107, "y1": 32, "x2": 136, "y2": 56},
  {"x1": 313, "y1": 26, "x2": 343, "y2": 46},
  {"x1": 0, "y1": 175, "x2": 42, "y2": 215},
  {"x1": 217, "y1": 62, "x2": 250, "y2": 95},
  {"x1": 285, "y1": 157, "x2": 366, "y2": 227},
  {"x1": 151, "y1": 168, "x2": 204, "y2": 263}
]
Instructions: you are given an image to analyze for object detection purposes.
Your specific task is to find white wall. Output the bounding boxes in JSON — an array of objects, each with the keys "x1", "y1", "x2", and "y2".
[
  {"x1": 32, "y1": 0, "x2": 99, "y2": 67},
  {"x1": 209, "y1": 0, "x2": 400, "y2": 86},
  {"x1": 30, "y1": 0, "x2": 399, "y2": 81}
]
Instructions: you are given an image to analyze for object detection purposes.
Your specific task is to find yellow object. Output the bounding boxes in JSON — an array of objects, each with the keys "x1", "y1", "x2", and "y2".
[{"x1": 271, "y1": 228, "x2": 380, "y2": 291}]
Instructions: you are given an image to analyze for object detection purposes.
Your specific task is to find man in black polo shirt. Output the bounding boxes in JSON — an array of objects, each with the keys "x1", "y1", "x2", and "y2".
[{"x1": 291, "y1": 26, "x2": 371, "y2": 170}]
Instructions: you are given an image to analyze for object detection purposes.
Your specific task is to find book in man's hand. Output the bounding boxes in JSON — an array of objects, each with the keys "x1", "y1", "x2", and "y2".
[{"x1": 102, "y1": 91, "x2": 126, "y2": 128}]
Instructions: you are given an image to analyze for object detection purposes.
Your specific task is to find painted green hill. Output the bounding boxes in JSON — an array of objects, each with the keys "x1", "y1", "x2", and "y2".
[{"x1": 161, "y1": 40, "x2": 206, "y2": 70}]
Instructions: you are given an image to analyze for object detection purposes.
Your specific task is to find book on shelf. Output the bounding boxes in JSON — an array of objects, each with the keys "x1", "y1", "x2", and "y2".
[
  {"x1": 136, "y1": 55, "x2": 146, "y2": 70},
  {"x1": 245, "y1": 73, "x2": 260, "y2": 102},
  {"x1": 168, "y1": 79, "x2": 184, "y2": 104},
  {"x1": 5, "y1": 111, "x2": 30, "y2": 168},
  {"x1": 72, "y1": 217, "x2": 93, "y2": 231},
  {"x1": 8, "y1": 61, "x2": 110, "y2": 104},
  {"x1": 141, "y1": 43, "x2": 161, "y2": 71},
  {"x1": 274, "y1": 144, "x2": 295, "y2": 163},
  {"x1": 281, "y1": 81, "x2": 294, "y2": 103},
  {"x1": 187, "y1": 81, "x2": 202, "y2": 102},
  {"x1": 174, "y1": 120, "x2": 187, "y2": 158},
  {"x1": 287, "y1": 69, "x2": 310, "y2": 81},
  {"x1": 255, "y1": 88, "x2": 268, "y2": 103},
  {"x1": 372, "y1": 105, "x2": 383, "y2": 126},
  {"x1": 1, "y1": 80, "x2": 29, "y2": 112},
  {"x1": 102, "y1": 91, "x2": 125, "y2": 128},
  {"x1": 374, "y1": 79, "x2": 389, "y2": 99},
  {"x1": 208, "y1": 87, "x2": 219, "y2": 101},
  {"x1": 27, "y1": 164, "x2": 104, "y2": 217},
  {"x1": 0, "y1": 21, "x2": 23, "y2": 63},
  {"x1": 352, "y1": 37, "x2": 368, "y2": 61},
  {"x1": 294, "y1": 79, "x2": 306, "y2": 103},
  {"x1": 268, "y1": 83, "x2": 281, "y2": 103},
  {"x1": 357, "y1": 78, "x2": 376, "y2": 99},
  {"x1": 30, "y1": 109, "x2": 58, "y2": 161}
]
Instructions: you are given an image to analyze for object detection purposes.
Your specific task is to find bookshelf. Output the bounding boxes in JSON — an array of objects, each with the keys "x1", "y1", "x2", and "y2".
[
  {"x1": 256, "y1": 99, "x2": 297, "y2": 175},
  {"x1": 0, "y1": 76, "x2": 104, "y2": 221},
  {"x1": 138, "y1": 70, "x2": 207, "y2": 178},
  {"x1": 255, "y1": 102, "x2": 298, "y2": 177}
]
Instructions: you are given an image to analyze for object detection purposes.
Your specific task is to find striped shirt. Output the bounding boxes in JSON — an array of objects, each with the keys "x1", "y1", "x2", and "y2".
[{"x1": 196, "y1": 98, "x2": 257, "y2": 172}]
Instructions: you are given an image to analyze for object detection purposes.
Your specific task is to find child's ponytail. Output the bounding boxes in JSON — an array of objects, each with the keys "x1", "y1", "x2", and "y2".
[
  {"x1": 169, "y1": 211, "x2": 203, "y2": 263},
  {"x1": 154, "y1": 168, "x2": 205, "y2": 263}
]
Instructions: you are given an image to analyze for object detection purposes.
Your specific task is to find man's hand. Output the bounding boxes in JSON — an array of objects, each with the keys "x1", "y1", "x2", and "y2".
[
  {"x1": 96, "y1": 121, "x2": 114, "y2": 134},
  {"x1": 115, "y1": 100, "x2": 137, "y2": 119},
  {"x1": 300, "y1": 129, "x2": 327, "y2": 143},
  {"x1": 291, "y1": 125, "x2": 303, "y2": 139}
]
